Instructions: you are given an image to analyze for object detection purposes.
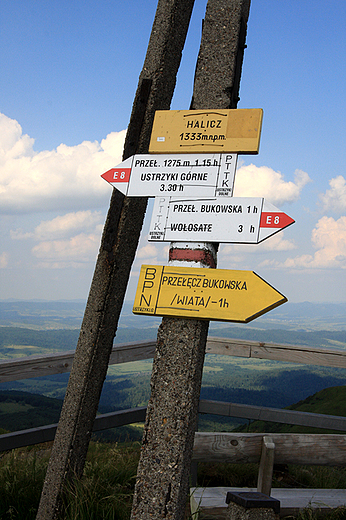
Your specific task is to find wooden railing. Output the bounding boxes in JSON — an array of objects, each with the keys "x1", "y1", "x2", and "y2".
[
  {"x1": 2, "y1": 336, "x2": 346, "y2": 383},
  {"x1": 1, "y1": 336, "x2": 346, "y2": 452}
]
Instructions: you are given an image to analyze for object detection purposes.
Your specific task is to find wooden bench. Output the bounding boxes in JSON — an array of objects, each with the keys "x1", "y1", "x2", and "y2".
[{"x1": 191, "y1": 432, "x2": 346, "y2": 518}]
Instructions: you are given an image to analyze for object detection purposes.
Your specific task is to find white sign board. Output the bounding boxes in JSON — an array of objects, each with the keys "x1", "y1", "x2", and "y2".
[
  {"x1": 101, "y1": 153, "x2": 237, "y2": 197},
  {"x1": 148, "y1": 197, "x2": 294, "y2": 244}
]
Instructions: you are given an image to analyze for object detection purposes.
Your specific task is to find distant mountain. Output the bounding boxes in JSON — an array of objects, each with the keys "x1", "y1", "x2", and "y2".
[
  {"x1": 1, "y1": 300, "x2": 346, "y2": 331},
  {"x1": 209, "y1": 301, "x2": 346, "y2": 332},
  {"x1": 1, "y1": 300, "x2": 346, "y2": 441},
  {"x1": 0, "y1": 327, "x2": 79, "y2": 352},
  {"x1": 0, "y1": 300, "x2": 86, "y2": 329},
  {"x1": 120, "y1": 301, "x2": 346, "y2": 332}
]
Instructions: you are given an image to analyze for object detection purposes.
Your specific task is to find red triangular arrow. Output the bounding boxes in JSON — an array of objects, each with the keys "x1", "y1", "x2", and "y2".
[
  {"x1": 101, "y1": 167, "x2": 131, "y2": 184},
  {"x1": 260, "y1": 212, "x2": 295, "y2": 228}
]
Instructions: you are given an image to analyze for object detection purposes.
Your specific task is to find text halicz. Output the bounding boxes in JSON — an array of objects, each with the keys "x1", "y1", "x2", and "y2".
[{"x1": 149, "y1": 109, "x2": 263, "y2": 154}]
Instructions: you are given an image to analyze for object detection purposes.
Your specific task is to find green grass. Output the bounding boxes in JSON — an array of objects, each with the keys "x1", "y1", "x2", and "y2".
[
  {"x1": 61, "y1": 442, "x2": 140, "y2": 520},
  {"x1": 0, "y1": 448, "x2": 50, "y2": 519},
  {"x1": 0, "y1": 441, "x2": 141, "y2": 520}
]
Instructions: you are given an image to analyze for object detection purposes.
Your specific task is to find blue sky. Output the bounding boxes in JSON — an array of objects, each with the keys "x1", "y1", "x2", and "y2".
[{"x1": 1, "y1": 0, "x2": 346, "y2": 304}]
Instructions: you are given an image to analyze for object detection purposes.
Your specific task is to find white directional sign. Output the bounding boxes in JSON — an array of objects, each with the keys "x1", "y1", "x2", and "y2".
[
  {"x1": 148, "y1": 197, "x2": 294, "y2": 243},
  {"x1": 101, "y1": 153, "x2": 237, "y2": 197}
]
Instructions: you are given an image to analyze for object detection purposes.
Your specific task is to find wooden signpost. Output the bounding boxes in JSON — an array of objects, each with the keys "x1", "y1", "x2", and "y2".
[
  {"x1": 148, "y1": 196, "x2": 294, "y2": 243},
  {"x1": 149, "y1": 108, "x2": 263, "y2": 153},
  {"x1": 36, "y1": 1, "x2": 197, "y2": 519},
  {"x1": 101, "y1": 152, "x2": 237, "y2": 197},
  {"x1": 133, "y1": 265, "x2": 287, "y2": 322},
  {"x1": 130, "y1": 1, "x2": 258, "y2": 520}
]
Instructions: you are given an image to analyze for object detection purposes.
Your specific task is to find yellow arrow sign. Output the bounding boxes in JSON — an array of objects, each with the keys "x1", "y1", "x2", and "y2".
[
  {"x1": 133, "y1": 265, "x2": 287, "y2": 323},
  {"x1": 149, "y1": 109, "x2": 263, "y2": 154}
]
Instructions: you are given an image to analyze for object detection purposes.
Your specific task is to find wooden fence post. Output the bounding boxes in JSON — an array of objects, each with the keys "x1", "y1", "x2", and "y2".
[
  {"x1": 35, "y1": 2, "x2": 195, "y2": 519},
  {"x1": 130, "y1": 1, "x2": 251, "y2": 519}
]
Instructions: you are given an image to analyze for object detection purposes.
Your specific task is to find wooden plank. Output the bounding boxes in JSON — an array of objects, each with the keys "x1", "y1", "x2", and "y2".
[
  {"x1": 257, "y1": 436, "x2": 275, "y2": 495},
  {"x1": 0, "y1": 407, "x2": 147, "y2": 452},
  {"x1": 108, "y1": 341, "x2": 156, "y2": 365},
  {"x1": 0, "y1": 341, "x2": 156, "y2": 383},
  {"x1": 0, "y1": 351, "x2": 75, "y2": 382},
  {"x1": 251, "y1": 344, "x2": 346, "y2": 368},
  {"x1": 190, "y1": 487, "x2": 346, "y2": 518},
  {"x1": 193, "y1": 433, "x2": 346, "y2": 466},
  {"x1": 193, "y1": 432, "x2": 263, "y2": 463},
  {"x1": 206, "y1": 338, "x2": 251, "y2": 358},
  {"x1": 198, "y1": 399, "x2": 346, "y2": 432},
  {"x1": 2, "y1": 402, "x2": 346, "y2": 452},
  {"x1": 206, "y1": 336, "x2": 346, "y2": 368},
  {"x1": 1, "y1": 337, "x2": 346, "y2": 384}
]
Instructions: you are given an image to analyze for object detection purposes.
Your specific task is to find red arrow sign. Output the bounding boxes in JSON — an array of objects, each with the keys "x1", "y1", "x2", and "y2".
[
  {"x1": 102, "y1": 167, "x2": 131, "y2": 183},
  {"x1": 260, "y1": 212, "x2": 295, "y2": 228}
]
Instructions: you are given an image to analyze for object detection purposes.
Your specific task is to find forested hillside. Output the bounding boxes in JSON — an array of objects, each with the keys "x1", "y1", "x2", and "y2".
[{"x1": 236, "y1": 385, "x2": 346, "y2": 434}]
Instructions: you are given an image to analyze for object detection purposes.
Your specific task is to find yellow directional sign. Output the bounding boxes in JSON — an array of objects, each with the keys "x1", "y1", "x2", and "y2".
[
  {"x1": 149, "y1": 109, "x2": 263, "y2": 154},
  {"x1": 133, "y1": 265, "x2": 287, "y2": 323}
]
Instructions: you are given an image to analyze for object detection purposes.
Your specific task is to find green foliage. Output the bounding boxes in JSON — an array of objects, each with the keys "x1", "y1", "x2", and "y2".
[
  {"x1": 0, "y1": 391, "x2": 63, "y2": 431},
  {"x1": 99, "y1": 375, "x2": 151, "y2": 411},
  {"x1": 0, "y1": 442, "x2": 140, "y2": 520},
  {"x1": 60, "y1": 442, "x2": 140, "y2": 520},
  {"x1": 281, "y1": 506, "x2": 346, "y2": 520},
  {"x1": 288, "y1": 386, "x2": 346, "y2": 417},
  {"x1": 0, "y1": 448, "x2": 50, "y2": 519},
  {"x1": 92, "y1": 425, "x2": 144, "y2": 444}
]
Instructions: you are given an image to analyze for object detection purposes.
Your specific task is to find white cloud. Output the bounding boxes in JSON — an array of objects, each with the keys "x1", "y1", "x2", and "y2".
[
  {"x1": 11, "y1": 210, "x2": 103, "y2": 241},
  {"x1": 133, "y1": 240, "x2": 169, "y2": 269},
  {"x1": 0, "y1": 252, "x2": 9, "y2": 268},
  {"x1": 220, "y1": 232, "x2": 296, "y2": 263},
  {"x1": 10, "y1": 230, "x2": 32, "y2": 240},
  {"x1": 137, "y1": 243, "x2": 159, "y2": 259},
  {"x1": 32, "y1": 232, "x2": 100, "y2": 267},
  {"x1": 320, "y1": 175, "x2": 346, "y2": 213},
  {"x1": 9, "y1": 210, "x2": 104, "y2": 268},
  {"x1": 0, "y1": 113, "x2": 35, "y2": 161},
  {"x1": 282, "y1": 216, "x2": 346, "y2": 269},
  {"x1": 259, "y1": 233, "x2": 296, "y2": 251},
  {"x1": 37, "y1": 210, "x2": 102, "y2": 240},
  {"x1": 233, "y1": 164, "x2": 311, "y2": 205},
  {"x1": 0, "y1": 113, "x2": 125, "y2": 214}
]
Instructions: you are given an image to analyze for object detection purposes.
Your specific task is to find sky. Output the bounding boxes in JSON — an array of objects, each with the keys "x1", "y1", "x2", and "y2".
[{"x1": 0, "y1": 0, "x2": 346, "y2": 305}]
